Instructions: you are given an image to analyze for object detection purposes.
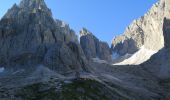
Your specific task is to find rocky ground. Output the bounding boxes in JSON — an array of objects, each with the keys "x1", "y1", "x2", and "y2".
[{"x1": 0, "y1": 62, "x2": 170, "y2": 100}]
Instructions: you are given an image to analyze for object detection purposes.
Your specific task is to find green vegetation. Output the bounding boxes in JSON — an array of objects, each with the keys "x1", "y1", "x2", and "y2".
[
  {"x1": 14, "y1": 79, "x2": 128, "y2": 100},
  {"x1": 15, "y1": 83, "x2": 57, "y2": 100},
  {"x1": 15, "y1": 79, "x2": 115, "y2": 100},
  {"x1": 60, "y1": 79, "x2": 111, "y2": 100}
]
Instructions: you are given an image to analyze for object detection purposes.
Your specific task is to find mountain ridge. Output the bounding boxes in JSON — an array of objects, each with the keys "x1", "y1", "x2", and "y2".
[
  {"x1": 0, "y1": 0, "x2": 89, "y2": 74},
  {"x1": 111, "y1": 0, "x2": 170, "y2": 65},
  {"x1": 0, "y1": 0, "x2": 170, "y2": 99}
]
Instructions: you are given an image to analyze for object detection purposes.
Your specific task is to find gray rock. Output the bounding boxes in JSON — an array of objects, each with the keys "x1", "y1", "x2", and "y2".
[
  {"x1": 112, "y1": 37, "x2": 140, "y2": 56},
  {"x1": 80, "y1": 28, "x2": 97, "y2": 59},
  {"x1": 163, "y1": 18, "x2": 170, "y2": 48},
  {"x1": 55, "y1": 19, "x2": 78, "y2": 43},
  {"x1": 111, "y1": 0, "x2": 169, "y2": 55},
  {"x1": 97, "y1": 42, "x2": 112, "y2": 62},
  {"x1": 44, "y1": 42, "x2": 89, "y2": 74},
  {"x1": 0, "y1": 0, "x2": 88, "y2": 73},
  {"x1": 80, "y1": 28, "x2": 111, "y2": 62},
  {"x1": 1, "y1": 0, "x2": 170, "y2": 99},
  {"x1": 142, "y1": 17, "x2": 170, "y2": 79}
]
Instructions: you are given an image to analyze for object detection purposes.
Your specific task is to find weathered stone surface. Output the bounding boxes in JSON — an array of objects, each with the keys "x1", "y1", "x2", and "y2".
[
  {"x1": 1, "y1": 0, "x2": 170, "y2": 99},
  {"x1": 164, "y1": 0, "x2": 170, "y2": 18},
  {"x1": 80, "y1": 28, "x2": 111, "y2": 61},
  {"x1": 140, "y1": 18, "x2": 170, "y2": 80},
  {"x1": 0, "y1": 0, "x2": 87, "y2": 73},
  {"x1": 44, "y1": 42, "x2": 88, "y2": 74},
  {"x1": 112, "y1": 37, "x2": 140, "y2": 56},
  {"x1": 163, "y1": 18, "x2": 170, "y2": 48},
  {"x1": 80, "y1": 28, "x2": 97, "y2": 59},
  {"x1": 55, "y1": 19, "x2": 78, "y2": 43},
  {"x1": 98, "y1": 42, "x2": 112, "y2": 62},
  {"x1": 111, "y1": 0, "x2": 169, "y2": 55}
]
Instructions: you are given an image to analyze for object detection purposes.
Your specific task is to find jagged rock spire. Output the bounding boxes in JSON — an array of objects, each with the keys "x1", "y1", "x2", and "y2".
[
  {"x1": 80, "y1": 28, "x2": 112, "y2": 61},
  {"x1": 19, "y1": 0, "x2": 46, "y2": 9},
  {"x1": 3, "y1": 0, "x2": 52, "y2": 19},
  {"x1": 80, "y1": 28, "x2": 92, "y2": 37},
  {"x1": 19, "y1": 0, "x2": 51, "y2": 15},
  {"x1": 0, "y1": 0, "x2": 88, "y2": 73}
]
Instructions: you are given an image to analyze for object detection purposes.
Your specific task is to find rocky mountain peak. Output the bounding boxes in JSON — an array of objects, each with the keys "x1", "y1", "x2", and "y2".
[
  {"x1": 80, "y1": 28, "x2": 111, "y2": 62},
  {"x1": 111, "y1": 0, "x2": 169, "y2": 57},
  {"x1": 111, "y1": 0, "x2": 170, "y2": 65},
  {"x1": 80, "y1": 28, "x2": 92, "y2": 37},
  {"x1": 0, "y1": 0, "x2": 89, "y2": 73},
  {"x1": 3, "y1": 0, "x2": 52, "y2": 19},
  {"x1": 19, "y1": 0, "x2": 46, "y2": 9}
]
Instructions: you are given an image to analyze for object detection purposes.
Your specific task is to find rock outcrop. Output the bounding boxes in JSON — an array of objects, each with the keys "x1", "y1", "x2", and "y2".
[
  {"x1": 80, "y1": 28, "x2": 111, "y2": 62},
  {"x1": 111, "y1": 0, "x2": 169, "y2": 56},
  {"x1": 163, "y1": 18, "x2": 170, "y2": 48},
  {"x1": 111, "y1": 0, "x2": 170, "y2": 65},
  {"x1": 0, "y1": 0, "x2": 88, "y2": 73},
  {"x1": 142, "y1": 18, "x2": 170, "y2": 79},
  {"x1": 1, "y1": 0, "x2": 170, "y2": 100}
]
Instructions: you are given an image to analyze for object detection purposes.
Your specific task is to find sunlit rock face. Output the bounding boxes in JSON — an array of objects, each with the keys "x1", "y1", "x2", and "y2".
[
  {"x1": 0, "y1": 0, "x2": 89, "y2": 73},
  {"x1": 141, "y1": 17, "x2": 170, "y2": 79},
  {"x1": 111, "y1": 0, "x2": 170, "y2": 65},
  {"x1": 164, "y1": 0, "x2": 170, "y2": 18},
  {"x1": 111, "y1": 0, "x2": 170, "y2": 56}
]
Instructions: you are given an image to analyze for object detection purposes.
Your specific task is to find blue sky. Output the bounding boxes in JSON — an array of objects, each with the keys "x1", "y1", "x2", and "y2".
[{"x1": 0, "y1": 0, "x2": 158, "y2": 45}]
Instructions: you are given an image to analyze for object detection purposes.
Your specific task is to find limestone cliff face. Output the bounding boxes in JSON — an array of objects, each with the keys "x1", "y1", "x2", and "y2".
[
  {"x1": 111, "y1": 0, "x2": 169, "y2": 56},
  {"x1": 80, "y1": 28, "x2": 111, "y2": 62},
  {"x1": 164, "y1": 0, "x2": 170, "y2": 18},
  {"x1": 142, "y1": 18, "x2": 170, "y2": 79},
  {"x1": 0, "y1": 0, "x2": 88, "y2": 73}
]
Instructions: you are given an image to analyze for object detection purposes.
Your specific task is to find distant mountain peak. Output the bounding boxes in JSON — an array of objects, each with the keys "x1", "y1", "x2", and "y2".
[
  {"x1": 19, "y1": 0, "x2": 46, "y2": 8},
  {"x1": 80, "y1": 28, "x2": 93, "y2": 37},
  {"x1": 19, "y1": 0, "x2": 51, "y2": 14},
  {"x1": 3, "y1": 0, "x2": 52, "y2": 19},
  {"x1": 0, "y1": 0, "x2": 87, "y2": 75}
]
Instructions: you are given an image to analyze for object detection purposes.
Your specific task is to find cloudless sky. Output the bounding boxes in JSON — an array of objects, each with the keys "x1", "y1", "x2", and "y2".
[{"x1": 0, "y1": 0, "x2": 158, "y2": 45}]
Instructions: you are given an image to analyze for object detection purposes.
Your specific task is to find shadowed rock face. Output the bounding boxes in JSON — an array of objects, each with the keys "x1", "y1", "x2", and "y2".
[
  {"x1": 80, "y1": 28, "x2": 111, "y2": 62},
  {"x1": 163, "y1": 18, "x2": 170, "y2": 48},
  {"x1": 112, "y1": 38, "x2": 140, "y2": 56},
  {"x1": 0, "y1": 0, "x2": 88, "y2": 73}
]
